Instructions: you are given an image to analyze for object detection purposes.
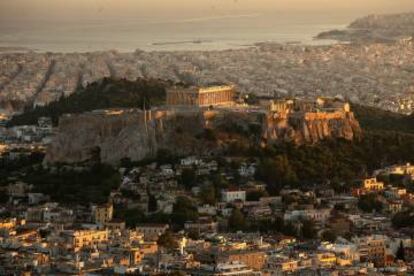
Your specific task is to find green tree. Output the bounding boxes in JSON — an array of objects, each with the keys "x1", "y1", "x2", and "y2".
[
  {"x1": 228, "y1": 208, "x2": 246, "y2": 232},
  {"x1": 21, "y1": 163, "x2": 120, "y2": 204},
  {"x1": 396, "y1": 241, "x2": 406, "y2": 261},
  {"x1": 274, "y1": 216, "x2": 285, "y2": 233},
  {"x1": 156, "y1": 149, "x2": 177, "y2": 165},
  {"x1": 8, "y1": 78, "x2": 168, "y2": 127},
  {"x1": 148, "y1": 194, "x2": 158, "y2": 213},
  {"x1": 199, "y1": 185, "x2": 216, "y2": 205},
  {"x1": 0, "y1": 191, "x2": 8, "y2": 204},
  {"x1": 115, "y1": 207, "x2": 145, "y2": 228},
  {"x1": 202, "y1": 128, "x2": 217, "y2": 142},
  {"x1": 358, "y1": 194, "x2": 383, "y2": 213},
  {"x1": 392, "y1": 210, "x2": 414, "y2": 228},
  {"x1": 180, "y1": 168, "x2": 197, "y2": 190},
  {"x1": 172, "y1": 196, "x2": 198, "y2": 228},
  {"x1": 120, "y1": 157, "x2": 133, "y2": 168},
  {"x1": 282, "y1": 222, "x2": 297, "y2": 237},
  {"x1": 301, "y1": 220, "x2": 317, "y2": 240},
  {"x1": 246, "y1": 190, "x2": 269, "y2": 201},
  {"x1": 256, "y1": 155, "x2": 298, "y2": 195},
  {"x1": 212, "y1": 173, "x2": 229, "y2": 198},
  {"x1": 321, "y1": 230, "x2": 337, "y2": 243},
  {"x1": 157, "y1": 231, "x2": 178, "y2": 250}
]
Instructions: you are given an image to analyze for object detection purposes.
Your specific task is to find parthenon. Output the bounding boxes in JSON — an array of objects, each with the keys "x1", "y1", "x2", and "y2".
[{"x1": 166, "y1": 85, "x2": 235, "y2": 107}]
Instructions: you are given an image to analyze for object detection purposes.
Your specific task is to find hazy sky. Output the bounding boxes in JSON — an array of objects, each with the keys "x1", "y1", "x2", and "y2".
[{"x1": 1, "y1": 0, "x2": 413, "y2": 20}]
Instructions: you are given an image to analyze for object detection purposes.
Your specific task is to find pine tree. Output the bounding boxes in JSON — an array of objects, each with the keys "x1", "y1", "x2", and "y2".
[
  {"x1": 396, "y1": 241, "x2": 406, "y2": 261},
  {"x1": 228, "y1": 208, "x2": 246, "y2": 231}
]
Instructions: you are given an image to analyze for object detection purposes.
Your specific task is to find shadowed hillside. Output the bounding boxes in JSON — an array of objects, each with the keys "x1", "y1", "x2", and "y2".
[
  {"x1": 353, "y1": 104, "x2": 414, "y2": 134},
  {"x1": 8, "y1": 78, "x2": 172, "y2": 126}
]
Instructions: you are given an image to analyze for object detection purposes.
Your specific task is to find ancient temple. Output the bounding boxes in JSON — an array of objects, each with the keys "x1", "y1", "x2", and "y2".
[{"x1": 167, "y1": 85, "x2": 235, "y2": 107}]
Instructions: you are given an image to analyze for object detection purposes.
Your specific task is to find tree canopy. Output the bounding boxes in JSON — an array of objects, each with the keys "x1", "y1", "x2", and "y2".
[{"x1": 8, "y1": 77, "x2": 170, "y2": 126}]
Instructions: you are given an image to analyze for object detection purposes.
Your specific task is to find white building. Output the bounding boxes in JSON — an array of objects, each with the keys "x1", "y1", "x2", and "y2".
[
  {"x1": 192, "y1": 262, "x2": 253, "y2": 276},
  {"x1": 221, "y1": 189, "x2": 246, "y2": 203},
  {"x1": 374, "y1": 163, "x2": 414, "y2": 180},
  {"x1": 284, "y1": 208, "x2": 332, "y2": 224}
]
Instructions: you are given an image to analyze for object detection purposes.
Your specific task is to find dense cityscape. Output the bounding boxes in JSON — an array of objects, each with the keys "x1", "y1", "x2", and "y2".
[
  {"x1": 1, "y1": 38, "x2": 414, "y2": 117},
  {"x1": 0, "y1": 82, "x2": 414, "y2": 275},
  {"x1": 1, "y1": 1, "x2": 414, "y2": 275}
]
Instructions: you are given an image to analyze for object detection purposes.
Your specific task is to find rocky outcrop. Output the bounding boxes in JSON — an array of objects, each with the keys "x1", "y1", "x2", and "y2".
[
  {"x1": 44, "y1": 107, "x2": 262, "y2": 164},
  {"x1": 45, "y1": 106, "x2": 362, "y2": 164},
  {"x1": 263, "y1": 110, "x2": 362, "y2": 144},
  {"x1": 45, "y1": 108, "x2": 210, "y2": 164}
]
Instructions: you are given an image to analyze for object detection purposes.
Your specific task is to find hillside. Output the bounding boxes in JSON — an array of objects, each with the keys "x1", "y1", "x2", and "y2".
[
  {"x1": 317, "y1": 12, "x2": 414, "y2": 43},
  {"x1": 349, "y1": 13, "x2": 414, "y2": 35},
  {"x1": 8, "y1": 78, "x2": 171, "y2": 126},
  {"x1": 4, "y1": 99, "x2": 414, "y2": 202},
  {"x1": 353, "y1": 104, "x2": 414, "y2": 134}
]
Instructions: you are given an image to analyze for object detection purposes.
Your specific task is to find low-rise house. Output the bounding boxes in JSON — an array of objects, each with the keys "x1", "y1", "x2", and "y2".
[
  {"x1": 284, "y1": 208, "x2": 332, "y2": 224},
  {"x1": 277, "y1": 236, "x2": 297, "y2": 247},
  {"x1": 384, "y1": 200, "x2": 403, "y2": 214},
  {"x1": 180, "y1": 156, "x2": 202, "y2": 167},
  {"x1": 363, "y1": 178, "x2": 385, "y2": 192},
  {"x1": 221, "y1": 189, "x2": 246, "y2": 203},
  {"x1": 355, "y1": 235, "x2": 388, "y2": 268},
  {"x1": 318, "y1": 241, "x2": 359, "y2": 263},
  {"x1": 349, "y1": 214, "x2": 391, "y2": 234},
  {"x1": 105, "y1": 219, "x2": 126, "y2": 231},
  {"x1": 27, "y1": 193, "x2": 50, "y2": 205},
  {"x1": 185, "y1": 218, "x2": 218, "y2": 234},
  {"x1": 374, "y1": 163, "x2": 414, "y2": 180},
  {"x1": 93, "y1": 203, "x2": 114, "y2": 225},
  {"x1": 198, "y1": 205, "x2": 217, "y2": 216},
  {"x1": 326, "y1": 216, "x2": 352, "y2": 236},
  {"x1": 265, "y1": 256, "x2": 299, "y2": 273},
  {"x1": 314, "y1": 252, "x2": 337, "y2": 268},
  {"x1": 238, "y1": 163, "x2": 256, "y2": 178},
  {"x1": 0, "y1": 218, "x2": 18, "y2": 230},
  {"x1": 136, "y1": 224, "x2": 169, "y2": 241},
  {"x1": 61, "y1": 229, "x2": 109, "y2": 252},
  {"x1": 384, "y1": 187, "x2": 407, "y2": 199},
  {"x1": 246, "y1": 206, "x2": 272, "y2": 219},
  {"x1": 190, "y1": 262, "x2": 253, "y2": 276},
  {"x1": 8, "y1": 182, "x2": 32, "y2": 198}
]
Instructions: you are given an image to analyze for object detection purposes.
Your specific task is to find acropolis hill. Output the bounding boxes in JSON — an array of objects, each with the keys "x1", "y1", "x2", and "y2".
[
  {"x1": 45, "y1": 85, "x2": 362, "y2": 164},
  {"x1": 264, "y1": 97, "x2": 361, "y2": 145}
]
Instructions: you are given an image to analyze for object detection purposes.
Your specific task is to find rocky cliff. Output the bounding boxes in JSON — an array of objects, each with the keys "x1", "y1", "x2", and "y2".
[
  {"x1": 263, "y1": 110, "x2": 362, "y2": 144},
  {"x1": 44, "y1": 107, "x2": 262, "y2": 164},
  {"x1": 45, "y1": 107, "x2": 362, "y2": 164},
  {"x1": 45, "y1": 108, "x2": 209, "y2": 164}
]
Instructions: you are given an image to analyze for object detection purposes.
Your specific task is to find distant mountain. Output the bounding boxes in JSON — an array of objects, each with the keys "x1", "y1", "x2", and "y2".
[
  {"x1": 317, "y1": 13, "x2": 414, "y2": 43},
  {"x1": 349, "y1": 13, "x2": 414, "y2": 34},
  {"x1": 8, "y1": 78, "x2": 171, "y2": 126}
]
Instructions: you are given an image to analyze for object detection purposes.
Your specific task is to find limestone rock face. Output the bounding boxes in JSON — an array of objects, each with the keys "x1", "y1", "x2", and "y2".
[
  {"x1": 263, "y1": 110, "x2": 362, "y2": 144},
  {"x1": 45, "y1": 107, "x2": 362, "y2": 165},
  {"x1": 45, "y1": 108, "x2": 210, "y2": 164}
]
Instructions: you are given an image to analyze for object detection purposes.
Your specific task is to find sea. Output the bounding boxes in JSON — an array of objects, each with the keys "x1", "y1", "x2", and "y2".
[{"x1": 0, "y1": 13, "x2": 354, "y2": 53}]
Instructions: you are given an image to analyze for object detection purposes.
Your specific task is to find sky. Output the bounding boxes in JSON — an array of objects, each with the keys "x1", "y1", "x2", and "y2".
[{"x1": 0, "y1": 0, "x2": 413, "y2": 21}]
